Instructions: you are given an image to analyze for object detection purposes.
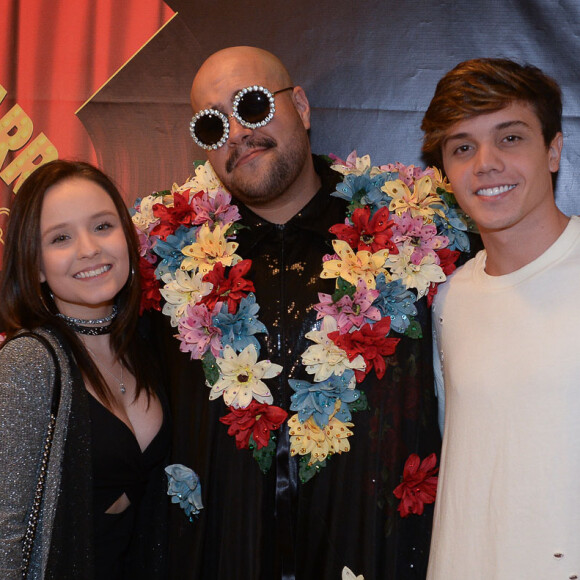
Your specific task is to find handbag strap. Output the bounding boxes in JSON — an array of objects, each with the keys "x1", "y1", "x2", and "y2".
[{"x1": 11, "y1": 332, "x2": 62, "y2": 578}]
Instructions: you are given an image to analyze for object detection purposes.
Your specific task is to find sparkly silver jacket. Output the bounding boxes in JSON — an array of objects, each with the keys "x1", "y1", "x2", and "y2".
[{"x1": 0, "y1": 329, "x2": 74, "y2": 579}]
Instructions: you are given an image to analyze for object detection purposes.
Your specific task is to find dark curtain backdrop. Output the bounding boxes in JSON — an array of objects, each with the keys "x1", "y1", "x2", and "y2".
[
  {"x1": 79, "y1": 0, "x2": 580, "y2": 219},
  {"x1": 1, "y1": 0, "x2": 580, "y2": 245}
]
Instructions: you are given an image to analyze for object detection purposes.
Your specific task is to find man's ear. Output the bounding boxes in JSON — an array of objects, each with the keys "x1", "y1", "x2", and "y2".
[
  {"x1": 291, "y1": 86, "x2": 311, "y2": 130},
  {"x1": 548, "y1": 132, "x2": 563, "y2": 173}
]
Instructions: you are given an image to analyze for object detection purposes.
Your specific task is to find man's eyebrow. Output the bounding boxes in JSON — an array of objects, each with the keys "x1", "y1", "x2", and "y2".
[
  {"x1": 442, "y1": 131, "x2": 469, "y2": 146},
  {"x1": 443, "y1": 120, "x2": 531, "y2": 146},
  {"x1": 494, "y1": 119, "x2": 531, "y2": 131}
]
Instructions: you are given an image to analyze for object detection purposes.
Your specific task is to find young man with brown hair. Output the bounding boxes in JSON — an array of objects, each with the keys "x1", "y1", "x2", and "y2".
[{"x1": 422, "y1": 58, "x2": 580, "y2": 579}]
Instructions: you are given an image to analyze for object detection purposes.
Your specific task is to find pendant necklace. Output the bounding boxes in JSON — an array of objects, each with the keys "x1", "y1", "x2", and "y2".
[{"x1": 85, "y1": 345, "x2": 127, "y2": 395}]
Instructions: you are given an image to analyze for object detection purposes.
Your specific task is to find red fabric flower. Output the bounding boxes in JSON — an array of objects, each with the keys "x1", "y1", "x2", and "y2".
[
  {"x1": 426, "y1": 248, "x2": 460, "y2": 306},
  {"x1": 201, "y1": 259, "x2": 255, "y2": 313},
  {"x1": 329, "y1": 317, "x2": 399, "y2": 381},
  {"x1": 220, "y1": 401, "x2": 288, "y2": 449},
  {"x1": 150, "y1": 190, "x2": 198, "y2": 240},
  {"x1": 330, "y1": 206, "x2": 397, "y2": 253},
  {"x1": 393, "y1": 453, "x2": 438, "y2": 518},
  {"x1": 138, "y1": 256, "x2": 162, "y2": 314}
]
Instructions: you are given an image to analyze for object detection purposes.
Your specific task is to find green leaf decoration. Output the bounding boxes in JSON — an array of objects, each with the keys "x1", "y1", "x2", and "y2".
[
  {"x1": 153, "y1": 189, "x2": 171, "y2": 198},
  {"x1": 251, "y1": 435, "x2": 276, "y2": 474},
  {"x1": 332, "y1": 277, "x2": 356, "y2": 302},
  {"x1": 299, "y1": 455, "x2": 327, "y2": 483},
  {"x1": 202, "y1": 352, "x2": 219, "y2": 386},
  {"x1": 349, "y1": 390, "x2": 369, "y2": 413},
  {"x1": 405, "y1": 319, "x2": 423, "y2": 339},
  {"x1": 225, "y1": 222, "x2": 250, "y2": 237},
  {"x1": 438, "y1": 188, "x2": 457, "y2": 206},
  {"x1": 350, "y1": 188, "x2": 369, "y2": 210}
]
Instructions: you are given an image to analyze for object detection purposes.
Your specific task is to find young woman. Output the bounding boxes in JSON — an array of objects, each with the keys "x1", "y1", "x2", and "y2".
[{"x1": 0, "y1": 160, "x2": 169, "y2": 579}]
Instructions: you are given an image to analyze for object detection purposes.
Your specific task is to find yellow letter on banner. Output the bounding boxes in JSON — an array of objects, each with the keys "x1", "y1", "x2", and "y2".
[
  {"x1": 0, "y1": 133, "x2": 58, "y2": 192},
  {"x1": 0, "y1": 104, "x2": 34, "y2": 170},
  {"x1": 0, "y1": 84, "x2": 6, "y2": 104}
]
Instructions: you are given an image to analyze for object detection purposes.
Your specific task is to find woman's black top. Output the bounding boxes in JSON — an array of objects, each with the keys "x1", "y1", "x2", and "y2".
[{"x1": 89, "y1": 392, "x2": 170, "y2": 580}]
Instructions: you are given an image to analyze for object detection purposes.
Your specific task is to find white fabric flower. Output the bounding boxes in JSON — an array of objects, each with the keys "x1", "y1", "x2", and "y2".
[
  {"x1": 302, "y1": 316, "x2": 365, "y2": 381},
  {"x1": 173, "y1": 161, "x2": 222, "y2": 194},
  {"x1": 386, "y1": 243, "x2": 445, "y2": 297},
  {"x1": 342, "y1": 566, "x2": 365, "y2": 580},
  {"x1": 160, "y1": 269, "x2": 211, "y2": 326},
  {"x1": 132, "y1": 194, "x2": 161, "y2": 233},
  {"x1": 209, "y1": 344, "x2": 282, "y2": 408}
]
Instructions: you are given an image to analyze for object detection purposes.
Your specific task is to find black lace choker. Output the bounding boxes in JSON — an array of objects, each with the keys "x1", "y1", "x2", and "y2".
[{"x1": 57, "y1": 306, "x2": 117, "y2": 335}]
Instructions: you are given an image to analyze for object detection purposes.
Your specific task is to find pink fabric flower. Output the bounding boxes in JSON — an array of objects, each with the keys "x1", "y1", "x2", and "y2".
[
  {"x1": 191, "y1": 189, "x2": 241, "y2": 226},
  {"x1": 383, "y1": 162, "x2": 435, "y2": 187},
  {"x1": 136, "y1": 228, "x2": 157, "y2": 263},
  {"x1": 314, "y1": 280, "x2": 380, "y2": 332},
  {"x1": 177, "y1": 302, "x2": 222, "y2": 359},
  {"x1": 392, "y1": 213, "x2": 448, "y2": 265}
]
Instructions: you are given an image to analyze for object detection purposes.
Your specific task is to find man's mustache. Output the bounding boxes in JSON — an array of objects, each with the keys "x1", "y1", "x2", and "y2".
[{"x1": 226, "y1": 138, "x2": 277, "y2": 173}]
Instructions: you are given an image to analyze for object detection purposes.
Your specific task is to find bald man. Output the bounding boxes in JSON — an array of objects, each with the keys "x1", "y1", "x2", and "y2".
[
  {"x1": 154, "y1": 46, "x2": 441, "y2": 580},
  {"x1": 189, "y1": 47, "x2": 319, "y2": 222}
]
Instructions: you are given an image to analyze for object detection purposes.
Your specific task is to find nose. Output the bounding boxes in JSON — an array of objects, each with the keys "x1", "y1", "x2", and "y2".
[
  {"x1": 227, "y1": 115, "x2": 253, "y2": 145},
  {"x1": 473, "y1": 143, "x2": 504, "y2": 174},
  {"x1": 77, "y1": 231, "x2": 100, "y2": 258}
]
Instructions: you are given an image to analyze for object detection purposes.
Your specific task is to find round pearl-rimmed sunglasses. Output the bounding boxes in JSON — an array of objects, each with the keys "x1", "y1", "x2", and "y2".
[{"x1": 189, "y1": 85, "x2": 294, "y2": 150}]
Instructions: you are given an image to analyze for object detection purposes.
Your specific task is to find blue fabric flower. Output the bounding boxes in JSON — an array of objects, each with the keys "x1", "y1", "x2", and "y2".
[
  {"x1": 372, "y1": 275, "x2": 417, "y2": 334},
  {"x1": 434, "y1": 209, "x2": 473, "y2": 252},
  {"x1": 289, "y1": 369, "x2": 360, "y2": 428},
  {"x1": 165, "y1": 463, "x2": 203, "y2": 521},
  {"x1": 331, "y1": 172, "x2": 390, "y2": 212},
  {"x1": 153, "y1": 225, "x2": 199, "y2": 278},
  {"x1": 213, "y1": 293, "x2": 268, "y2": 353}
]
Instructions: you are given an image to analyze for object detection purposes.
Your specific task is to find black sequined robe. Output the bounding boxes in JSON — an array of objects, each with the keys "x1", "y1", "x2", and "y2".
[{"x1": 155, "y1": 156, "x2": 441, "y2": 580}]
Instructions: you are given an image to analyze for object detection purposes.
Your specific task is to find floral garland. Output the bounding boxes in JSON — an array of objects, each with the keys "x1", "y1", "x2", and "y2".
[{"x1": 132, "y1": 151, "x2": 472, "y2": 485}]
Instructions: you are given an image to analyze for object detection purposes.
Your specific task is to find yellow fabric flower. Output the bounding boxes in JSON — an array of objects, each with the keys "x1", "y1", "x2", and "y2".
[
  {"x1": 386, "y1": 243, "x2": 446, "y2": 297},
  {"x1": 160, "y1": 270, "x2": 211, "y2": 326},
  {"x1": 320, "y1": 240, "x2": 389, "y2": 289},
  {"x1": 430, "y1": 166, "x2": 456, "y2": 196},
  {"x1": 181, "y1": 222, "x2": 240, "y2": 274},
  {"x1": 302, "y1": 316, "x2": 365, "y2": 381},
  {"x1": 210, "y1": 344, "x2": 283, "y2": 409},
  {"x1": 383, "y1": 176, "x2": 446, "y2": 221},
  {"x1": 289, "y1": 406, "x2": 354, "y2": 465}
]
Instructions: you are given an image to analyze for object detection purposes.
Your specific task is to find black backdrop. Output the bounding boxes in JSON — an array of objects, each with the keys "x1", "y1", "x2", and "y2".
[{"x1": 78, "y1": 0, "x2": 580, "y2": 215}]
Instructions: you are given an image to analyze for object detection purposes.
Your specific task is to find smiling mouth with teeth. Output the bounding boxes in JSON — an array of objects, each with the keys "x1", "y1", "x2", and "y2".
[
  {"x1": 74, "y1": 265, "x2": 111, "y2": 279},
  {"x1": 475, "y1": 184, "x2": 516, "y2": 197}
]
